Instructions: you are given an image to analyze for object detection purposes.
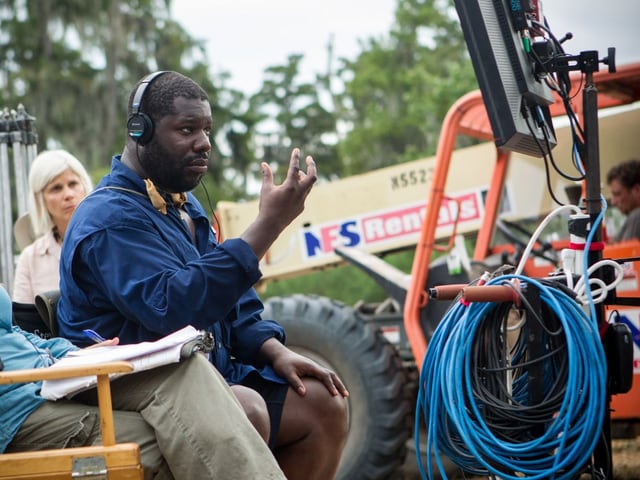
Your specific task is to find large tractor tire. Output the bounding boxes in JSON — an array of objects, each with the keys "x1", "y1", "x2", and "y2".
[{"x1": 263, "y1": 294, "x2": 412, "y2": 480}]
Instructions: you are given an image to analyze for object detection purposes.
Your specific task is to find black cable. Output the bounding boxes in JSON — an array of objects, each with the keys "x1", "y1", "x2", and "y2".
[
  {"x1": 468, "y1": 298, "x2": 569, "y2": 444},
  {"x1": 522, "y1": 106, "x2": 565, "y2": 206},
  {"x1": 198, "y1": 180, "x2": 223, "y2": 240}
]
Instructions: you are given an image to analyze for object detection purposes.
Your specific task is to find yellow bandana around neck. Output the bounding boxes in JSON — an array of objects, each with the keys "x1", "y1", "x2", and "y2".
[{"x1": 144, "y1": 179, "x2": 187, "y2": 215}]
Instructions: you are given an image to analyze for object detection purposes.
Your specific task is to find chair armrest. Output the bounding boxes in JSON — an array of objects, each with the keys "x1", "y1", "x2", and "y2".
[
  {"x1": 0, "y1": 361, "x2": 134, "y2": 446},
  {"x1": 0, "y1": 361, "x2": 134, "y2": 384}
]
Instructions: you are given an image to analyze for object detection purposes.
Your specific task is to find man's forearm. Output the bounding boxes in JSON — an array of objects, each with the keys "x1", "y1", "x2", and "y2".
[{"x1": 257, "y1": 336, "x2": 287, "y2": 365}]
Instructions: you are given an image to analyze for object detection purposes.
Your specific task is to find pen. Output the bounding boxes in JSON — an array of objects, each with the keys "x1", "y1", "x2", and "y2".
[{"x1": 82, "y1": 329, "x2": 107, "y2": 344}]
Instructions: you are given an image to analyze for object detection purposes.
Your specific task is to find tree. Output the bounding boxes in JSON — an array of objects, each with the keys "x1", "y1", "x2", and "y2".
[
  {"x1": 259, "y1": 0, "x2": 480, "y2": 304},
  {"x1": 249, "y1": 54, "x2": 341, "y2": 183},
  {"x1": 0, "y1": 0, "x2": 216, "y2": 172},
  {"x1": 337, "y1": 0, "x2": 477, "y2": 175}
]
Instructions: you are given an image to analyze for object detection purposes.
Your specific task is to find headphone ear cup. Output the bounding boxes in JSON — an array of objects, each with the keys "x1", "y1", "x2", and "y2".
[{"x1": 126, "y1": 112, "x2": 154, "y2": 146}]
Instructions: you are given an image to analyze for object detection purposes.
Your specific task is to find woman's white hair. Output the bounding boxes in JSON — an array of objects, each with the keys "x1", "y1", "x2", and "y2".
[{"x1": 28, "y1": 149, "x2": 93, "y2": 237}]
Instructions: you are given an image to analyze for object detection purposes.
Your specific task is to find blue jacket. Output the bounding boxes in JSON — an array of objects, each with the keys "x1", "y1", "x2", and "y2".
[
  {"x1": 0, "y1": 287, "x2": 77, "y2": 452},
  {"x1": 57, "y1": 156, "x2": 286, "y2": 385}
]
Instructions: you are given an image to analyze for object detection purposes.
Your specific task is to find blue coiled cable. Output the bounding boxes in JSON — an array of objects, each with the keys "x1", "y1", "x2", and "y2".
[{"x1": 415, "y1": 274, "x2": 607, "y2": 479}]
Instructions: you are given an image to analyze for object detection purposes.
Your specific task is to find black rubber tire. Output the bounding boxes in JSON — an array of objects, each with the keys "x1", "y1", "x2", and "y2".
[{"x1": 263, "y1": 294, "x2": 412, "y2": 480}]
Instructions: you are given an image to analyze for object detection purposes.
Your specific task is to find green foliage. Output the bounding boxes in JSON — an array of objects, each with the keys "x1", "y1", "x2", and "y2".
[
  {"x1": 249, "y1": 54, "x2": 340, "y2": 183},
  {"x1": 263, "y1": 250, "x2": 416, "y2": 305},
  {"x1": 0, "y1": 0, "x2": 486, "y2": 305},
  {"x1": 337, "y1": 0, "x2": 477, "y2": 174},
  {"x1": 0, "y1": 0, "x2": 219, "y2": 172},
  {"x1": 0, "y1": 0, "x2": 478, "y2": 194}
]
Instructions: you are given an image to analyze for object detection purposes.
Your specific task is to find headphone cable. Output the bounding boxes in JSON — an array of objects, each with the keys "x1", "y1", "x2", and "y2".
[{"x1": 198, "y1": 180, "x2": 222, "y2": 240}]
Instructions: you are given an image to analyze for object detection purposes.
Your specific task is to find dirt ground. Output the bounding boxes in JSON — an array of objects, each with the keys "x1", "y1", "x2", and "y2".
[
  {"x1": 401, "y1": 428, "x2": 640, "y2": 480},
  {"x1": 601, "y1": 436, "x2": 640, "y2": 480}
]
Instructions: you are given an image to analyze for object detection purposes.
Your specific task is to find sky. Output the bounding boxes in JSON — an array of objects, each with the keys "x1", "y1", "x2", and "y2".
[{"x1": 170, "y1": 0, "x2": 639, "y2": 96}]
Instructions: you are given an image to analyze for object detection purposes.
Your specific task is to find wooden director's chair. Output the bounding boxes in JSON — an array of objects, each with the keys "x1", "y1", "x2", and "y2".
[{"x1": 0, "y1": 361, "x2": 144, "y2": 479}]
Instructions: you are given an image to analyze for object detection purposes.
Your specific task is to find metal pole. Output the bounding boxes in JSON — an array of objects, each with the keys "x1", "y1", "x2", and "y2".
[
  {"x1": 0, "y1": 106, "x2": 38, "y2": 294},
  {"x1": 10, "y1": 109, "x2": 29, "y2": 217},
  {"x1": 15, "y1": 104, "x2": 38, "y2": 195},
  {"x1": 582, "y1": 66, "x2": 612, "y2": 480},
  {"x1": 0, "y1": 111, "x2": 13, "y2": 292}
]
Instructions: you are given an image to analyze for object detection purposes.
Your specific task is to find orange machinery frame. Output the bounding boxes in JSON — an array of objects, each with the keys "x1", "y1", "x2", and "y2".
[{"x1": 404, "y1": 63, "x2": 640, "y2": 418}]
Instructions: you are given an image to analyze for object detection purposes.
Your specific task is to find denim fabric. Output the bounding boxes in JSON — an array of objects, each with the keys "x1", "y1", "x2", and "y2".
[{"x1": 0, "y1": 286, "x2": 77, "y2": 452}]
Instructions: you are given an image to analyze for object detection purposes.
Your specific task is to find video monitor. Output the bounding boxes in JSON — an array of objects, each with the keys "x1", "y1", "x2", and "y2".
[{"x1": 454, "y1": 0, "x2": 557, "y2": 157}]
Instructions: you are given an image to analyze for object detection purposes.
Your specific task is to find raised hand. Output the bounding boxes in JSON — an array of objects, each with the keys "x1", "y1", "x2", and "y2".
[
  {"x1": 241, "y1": 148, "x2": 317, "y2": 259},
  {"x1": 259, "y1": 148, "x2": 316, "y2": 230}
]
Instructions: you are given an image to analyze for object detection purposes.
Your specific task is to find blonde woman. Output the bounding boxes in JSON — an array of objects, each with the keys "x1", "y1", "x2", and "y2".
[{"x1": 12, "y1": 150, "x2": 92, "y2": 303}]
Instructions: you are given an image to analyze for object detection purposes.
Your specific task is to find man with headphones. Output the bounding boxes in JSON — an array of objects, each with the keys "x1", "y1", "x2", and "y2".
[{"x1": 57, "y1": 71, "x2": 349, "y2": 480}]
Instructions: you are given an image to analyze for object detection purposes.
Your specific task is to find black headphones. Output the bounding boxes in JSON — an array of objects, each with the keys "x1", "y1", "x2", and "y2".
[{"x1": 126, "y1": 70, "x2": 169, "y2": 145}]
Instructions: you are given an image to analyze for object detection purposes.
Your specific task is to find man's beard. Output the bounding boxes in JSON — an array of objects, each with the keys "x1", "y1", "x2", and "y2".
[{"x1": 140, "y1": 139, "x2": 202, "y2": 193}]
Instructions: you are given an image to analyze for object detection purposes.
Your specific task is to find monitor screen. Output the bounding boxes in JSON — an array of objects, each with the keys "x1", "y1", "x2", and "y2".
[{"x1": 454, "y1": 0, "x2": 557, "y2": 157}]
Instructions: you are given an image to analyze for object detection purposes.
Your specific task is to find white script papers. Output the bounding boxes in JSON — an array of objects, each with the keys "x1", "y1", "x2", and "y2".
[{"x1": 41, "y1": 326, "x2": 201, "y2": 400}]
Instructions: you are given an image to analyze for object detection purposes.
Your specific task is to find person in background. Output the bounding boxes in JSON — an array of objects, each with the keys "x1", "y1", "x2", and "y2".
[
  {"x1": 606, "y1": 158, "x2": 640, "y2": 242},
  {"x1": 0, "y1": 285, "x2": 285, "y2": 480},
  {"x1": 12, "y1": 150, "x2": 92, "y2": 303},
  {"x1": 57, "y1": 70, "x2": 349, "y2": 480}
]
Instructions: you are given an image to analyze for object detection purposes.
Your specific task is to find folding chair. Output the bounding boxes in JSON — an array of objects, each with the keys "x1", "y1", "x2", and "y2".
[{"x1": 0, "y1": 361, "x2": 144, "y2": 479}]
